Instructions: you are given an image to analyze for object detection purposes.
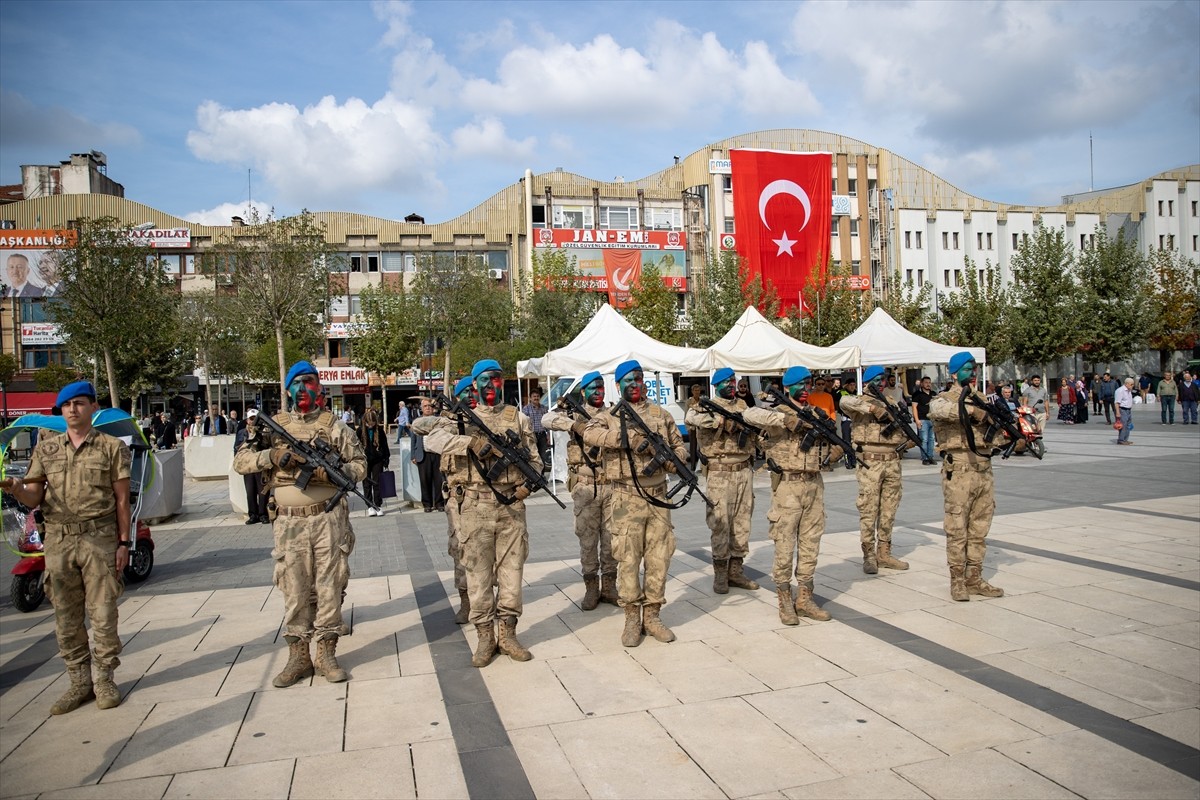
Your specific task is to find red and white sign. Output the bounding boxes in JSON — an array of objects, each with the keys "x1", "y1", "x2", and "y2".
[
  {"x1": 0, "y1": 230, "x2": 76, "y2": 248},
  {"x1": 128, "y1": 228, "x2": 191, "y2": 248},
  {"x1": 21, "y1": 322, "x2": 65, "y2": 345},
  {"x1": 828, "y1": 275, "x2": 871, "y2": 291},
  {"x1": 533, "y1": 229, "x2": 685, "y2": 250},
  {"x1": 531, "y1": 227, "x2": 688, "y2": 296},
  {"x1": 719, "y1": 233, "x2": 737, "y2": 251},
  {"x1": 730, "y1": 150, "x2": 832, "y2": 314},
  {"x1": 318, "y1": 367, "x2": 368, "y2": 386}
]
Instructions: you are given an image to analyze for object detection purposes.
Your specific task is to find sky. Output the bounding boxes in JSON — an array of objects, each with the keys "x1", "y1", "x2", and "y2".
[{"x1": 1, "y1": 0, "x2": 1197, "y2": 226}]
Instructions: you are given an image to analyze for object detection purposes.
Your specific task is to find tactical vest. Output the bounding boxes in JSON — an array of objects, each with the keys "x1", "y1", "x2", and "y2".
[
  {"x1": 469, "y1": 404, "x2": 526, "y2": 487},
  {"x1": 931, "y1": 385, "x2": 1001, "y2": 455},
  {"x1": 266, "y1": 409, "x2": 337, "y2": 489},
  {"x1": 843, "y1": 395, "x2": 909, "y2": 451},
  {"x1": 697, "y1": 397, "x2": 756, "y2": 461},
  {"x1": 598, "y1": 402, "x2": 676, "y2": 486},
  {"x1": 764, "y1": 407, "x2": 837, "y2": 473}
]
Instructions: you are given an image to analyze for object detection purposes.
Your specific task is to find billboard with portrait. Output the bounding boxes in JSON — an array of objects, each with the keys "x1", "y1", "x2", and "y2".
[
  {"x1": 0, "y1": 230, "x2": 76, "y2": 298},
  {"x1": 531, "y1": 228, "x2": 687, "y2": 308}
]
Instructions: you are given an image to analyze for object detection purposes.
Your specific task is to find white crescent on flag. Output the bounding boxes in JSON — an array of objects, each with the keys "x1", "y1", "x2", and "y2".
[{"x1": 758, "y1": 180, "x2": 813, "y2": 232}]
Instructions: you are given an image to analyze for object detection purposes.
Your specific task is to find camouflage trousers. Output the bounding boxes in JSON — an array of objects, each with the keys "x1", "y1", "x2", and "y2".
[
  {"x1": 766, "y1": 474, "x2": 825, "y2": 588},
  {"x1": 572, "y1": 480, "x2": 615, "y2": 577},
  {"x1": 855, "y1": 458, "x2": 902, "y2": 547},
  {"x1": 460, "y1": 490, "x2": 528, "y2": 625},
  {"x1": 604, "y1": 485, "x2": 676, "y2": 607},
  {"x1": 272, "y1": 501, "x2": 355, "y2": 642},
  {"x1": 445, "y1": 488, "x2": 467, "y2": 592},
  {"x1": 704, "y1": 467, "x2": 754, "y2": 561},
  {"x1": 44, "y1": 527, "x2": 124, "y2": 669},
  {"x1": 942, "y1": 461, "x2": 995, "y2": 568}
]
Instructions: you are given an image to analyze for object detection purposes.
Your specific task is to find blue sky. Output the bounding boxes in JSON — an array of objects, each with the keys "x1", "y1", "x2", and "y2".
[{"x1": 2, "y1": 0, "x2": 1197, "y2": 225}]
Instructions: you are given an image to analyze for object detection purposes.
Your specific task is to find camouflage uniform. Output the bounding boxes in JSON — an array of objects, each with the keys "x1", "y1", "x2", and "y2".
[
  {"x1": 743, "y1": 405, "x2": 841, "y2": 623},
  {"x1": 26, "y1": 430, "x2": 132, "y2": 673},
  {"x1": 234, "y1": 409, "x2": 366, "y2": 680},
  {"x1": 543, "y1": 407, "x2": 616, "y2": 608},
  {"x1": 930, "y1": 383, "x2": 1008, "y2": 600},
  {"x1": 840, "y1": 393, "x2": 913, "y2": 573},
  {"x1": 413, "y1": 411, "x2": 471, "y2": 621},
  {"x1": 684, "y1": 397, "x2": 759, "y2": 592}
]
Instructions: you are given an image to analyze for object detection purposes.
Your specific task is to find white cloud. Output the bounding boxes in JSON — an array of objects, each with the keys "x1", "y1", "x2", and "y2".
[
  {"x1": 375, "y1": 0, "x2": 463, "y2": 104},
  {"x1": 451, "y1": 117, "x2": 536, "y2": 162},
  {"x1": 182, "y1": 200, "x2": 274, "y2": 227},
  {"x1": 185, "y1": 94, "x2": 444, "y2": 208}
]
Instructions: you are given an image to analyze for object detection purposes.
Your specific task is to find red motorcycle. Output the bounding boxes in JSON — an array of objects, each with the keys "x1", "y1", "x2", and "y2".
[{"x1": 1014, "y1": 403, "x2": 1045, "y2": 459}]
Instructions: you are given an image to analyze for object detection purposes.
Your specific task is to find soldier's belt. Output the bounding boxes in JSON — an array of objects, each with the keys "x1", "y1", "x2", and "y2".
[
  {"x1": 276, "y1": 501, "x2": 329, "y2": 518},
  {"x1": 464, "y1": 485, "x2": 519, "y2": 502},
  {"x1": 706, "y1": 459, "x2": 752, "y2": 472},
  {"x1": 573, "y1": 472, "x2": 607, "y2": 485},
  {"x1": 46, "y1": 512, "x2": 117, "y2": 535},
  {"x1": 858, "y1": 451, "x2": 901, "y2": 463},
  {"x1": 942, "y1": 450, "x2": 992, "y2": 466},
  {"x1": 609, "y1": 481, "x2": 667, "y2": 497},
  {"x1": 778, "y1": 471, "x2": 820, "y2": 482}
]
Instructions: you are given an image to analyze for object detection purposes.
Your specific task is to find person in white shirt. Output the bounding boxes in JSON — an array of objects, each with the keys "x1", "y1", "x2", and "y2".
[{"x1": 1114, "y1": 377, "x2": 1136, "y2": 445}]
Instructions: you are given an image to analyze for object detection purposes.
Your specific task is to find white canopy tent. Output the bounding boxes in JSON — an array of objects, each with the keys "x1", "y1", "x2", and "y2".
[
  {"x1": 832, "y1": 307, "x2": 987, "y2": 385},
  {"x1": 708, "y1": 305, "x2": 860, "y2": 373},
  {"x1": 516, "y1": 303, "x2": 709, "y2": 378}
]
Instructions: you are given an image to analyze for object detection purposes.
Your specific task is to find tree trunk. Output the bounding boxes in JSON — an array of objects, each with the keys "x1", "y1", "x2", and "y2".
[
  {"x1": 443, "y1": 345, "x2": 451, "y2": 398},
  {"x1": 274, "y1": 324, "x2": 288, "y2": 409},
  {"x1": 202, "y1": 349, "x2": 212, "y2": 419},
  {"x1": 103, "y1": 347, "x2": 120, "y2": 409}
]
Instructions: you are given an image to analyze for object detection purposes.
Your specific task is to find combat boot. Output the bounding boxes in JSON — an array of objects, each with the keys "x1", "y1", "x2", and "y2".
[
  {"x1": 472, "y1": 622, "x2": 497, "y2": 667},
  {"x1": 497, "y1": 616, "x2": 532, "y2": 662},
  {"x1": 454, "y1": 590, "x2": 470, "y2": 625},
  {"x1": 794, "y1": 582, "x2": 831, "y2": 622},
  {"x1": 877, "y1": 541, "x2": 909, "y2": 570},
  {"x1": 600, "y1": 572, "x2": 619, "y2": 605},
  {"x1": 273, "y1": 637, "x2": 315, "y2": 688},
  {"x1": 581, "y1": 574, "x2": 601, "y2": 611},
  {"x1": 728, "y1": 557, "x2": 760, "y2": 590},
  {"x1": 50, "y1": 662, "x2": 94, "y2": 715},
  {"x1": 93, "y1": 665, "x2": 121, "y2": 710},
  {"x1": 965, "y1": 564, "x2": 1004, "y2": 598},
  {"x1": 712, "y1": 559, "x2": 730, "y2": 594},
  {"x1": 949, "y1": 565, "x2": 969, "y2": 602},
  {"x1": 315, "y1": 636, "x2": 348, "y2": 683},
  {"x1": 621, "y1": 604, "x2": 643, "y2": 647},
  {"x1": 642, "y1": 603, "x2": 676, "y2": 643},
  {"x1": 862, "y1": 543, "x2": 879, "y2": 574},
  {"x1": 777, "y1": 586, "x2": 799, "y2": 626}
]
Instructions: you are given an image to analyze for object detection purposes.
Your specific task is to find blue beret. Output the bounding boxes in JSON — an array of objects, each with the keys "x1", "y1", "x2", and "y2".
[
  {"x1": 711, "y1": 367, "x2": 735, "y2": 386},
  {"x1": 782, "y1": 366, "x2": 811, "y2": 387},
  {"x1": 580, "y1": 371, "x2": 602, "y2": 389},
  {"x1": 614, "y1": 359, "x2": 642, "y2": 382},
  {"x1": 948, "y1": 351, "x2": 975, "y2": 373},
  {"x1": 285, "y1": 360, "x2": 318, "y2": 387},
  {"x1": 454, "y1": 376, "x2": 474, "y2": 395},
  {"x1": 863, "y1": 366, "x2": 885, "y2": 382},
  {"x1": 471, "y1": 359, "x2": 501, "y2": 380},
  {"x1": 56, "y1": 380, "x2": 96, "y2": 407}
]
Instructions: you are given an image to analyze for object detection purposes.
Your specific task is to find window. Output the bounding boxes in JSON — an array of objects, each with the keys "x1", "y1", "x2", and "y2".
[
  {"x1": 986, "y1": 232, "x2": 993, "y2": 250},
  {"x1": 1193, "y1": 235, "x2": 1198, "y2": 251},
  {"x1": 916, "y1": 269, "x2": 925, "y2": 285},
  {"x1": 942, "y1": 232, "x2": 949, "y2": 250},
  {"x1": 954, "y1": 269, "x2": 963, "y2": 287},
  {"x1": 328, "y1": 339, "x2": 345, "y2": 360},
  {"x1": 184, "y1": 255, "x2": 196, "y2": 274},
  {"x1": 1168, "y1": 234, "x2": 1175, "y2": 250},
  {"x1": 645, "y1": 207, "x2": 682, "y2": 230},
  {"x1": 723, "y1": 217, "x2": 735, "y2": 234},
  {"x1": 600, "y1": 206, "x2": 638, "y2": 230},
  {"x1": 952, "y1": 232, "x2": 960, "y2": 250},
  {"x1": 381, "y1": 252, "x2": 404, "y2": 272},
  {"x1": 22, "y1": 345, "x2": 72, "y2": 369},
  {"x1": 831, "y1": 177, "x2": 838, "y2": 194},
  {"x1": 532, "y1": 205, "x2": 547, "y2": 228},
  {"x1": 1013, "y1": 233, "x2": 1019, "y2": 249},
  {"x1": 154, "y1": 254, "x2": 181, "y2": 274},
  {"x1": 847, "y1": 178, "x2": 857, "y2": 197},
  {"x1": 368, "y1": 254, "x2": 379, "y2": 273},
  {"x1": 404, "y1": 253, "x2": 417, "y2": 273},
  {"x1": 20, "y1": 298, "x2": 54, "y2": 322},
  {"x1": 977, "y1": 232, "x2": 983, "y2": 249},
  {"x1": 349, "y1": 254, "x2": 362, "y2": 273},
  {"x1": 1159, "y1": 235, "x2": 1166, "y2": 249},
  {"x1": 915, "y1": 231, "x2": 922, "y2": 249},
  {"x1": 905, "y1": 231, "x2": 912, "y2": 249},
  {"x1": 978, "y1": 268, "x2": 986, "y2": 284},
  {"x1": 905, "y1": 269, "x2": 913, "y2": 284},
  {"x1": 849, "y1": 219, "x2": 859, "y2": 237},
  {"x1": 830, "y1": 222, "x2": 839, "y2": 238},
  {"x1": 1192, "y1": 200, "x2": 1198, "y2": 217},
  {"x1": 722, "y1": 175, "x2": 732, "y2": 192},
  {"x1": 553, "y1": 206, "x2": 593, "y2": 229},
  {"x1": 350, "y1": 295, "x2": 363, "y2": 316},
  {"x1": 1168, "y1": 200, "x2": 1174, "y2": 216},
  {"x1": 1158, "y1": 200, "x2": 1165, "y2": 216},
  {"x1": 330, "y1": 295, "x2": 349, "y2": 316}
]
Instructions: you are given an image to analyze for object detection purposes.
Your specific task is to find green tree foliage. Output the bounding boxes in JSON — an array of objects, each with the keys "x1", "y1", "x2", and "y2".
[
  {"x1": 1075, "y1": 226, "x2": 1153, "y2": 367},
  {"x1": 348, "y1": 282, "x2": 423, "y2": 381},
  {"x1": 938, "y1": 257, "x2": 1014, "y2": 364},
  {"x1": 180, "y1": 290, "x2": 239, "y2": 411},
  {"x1": 245, "y1": 338, "x2": 310, "y2": 386},
  {"x1": 44, "y1": 216, "x2": 179, "y2": 407},
  {"x1": 783, "y1": 261, "x2": 867, "y2": 346},
  {"x1": 879, "y1": 270, "x2": 936, "y2": 337},
  {"x1": 685, "y1": 250, "x2": 781, "y2": 347},
  {"x1": 624, "y1": 261, "x2": 681, "y2": 345},
  {"x1": 413, "y1": 253, "x2": 513, "y2": 385},
  {"x1": 1009, "y1": 226, "x2": 1079, "y2": 376},
  {"x1": 0, "y1": 354, "x2": 18, "y2": 388},
  {"x1": 203, "y1": 210, "x2": 335, "y2": 405},
  {"x1": 1146, "y1": 248, "x2": 1200, "y2": 371},
  {"x1": 33, "y1": 363, "x2": 81, "y2": 393},
  {"x1": 514, "y1": 249, "x2": 598, "y2": 359}
]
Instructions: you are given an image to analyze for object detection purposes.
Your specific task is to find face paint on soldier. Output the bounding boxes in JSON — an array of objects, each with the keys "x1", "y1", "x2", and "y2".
[
  {"x1": 476, "y1": 369, "x2": 503, "y2": 407},
  {"x1": 289, "y1": 374, "x2": 322, "y2": 413},
  {"x1": 787, "y1": 383, "x2": 809, "y2": 402},
  {"x1": 715, "y1": 377, "x2": 736, "y2": 400},
  {"x1": 620, "y1": 370, "x2": 645, "y2": 403},
  {"x1": 583, "y1": 378, "x2": 605, "y2": 408},
  {"x1": 956, "y1": 360, "x2": 976, "y2": 386},
  {"x1": 456, "y1": 383, "x2": 479, "y2": 409}
]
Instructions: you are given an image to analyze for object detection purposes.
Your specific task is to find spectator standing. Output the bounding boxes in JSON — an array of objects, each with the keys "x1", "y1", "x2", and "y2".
[
  {"x1": 394, "y1": 402, "x2": 410, "y2": 444},
  {"x1": 1157, "y1": 371, "x2": 1178, "y2": 424},
  {"x1": 1097, "y1": 372, "x2": 1119, "y2": 423},
  {"x1": 1073, "y1": 377, "x2": 1089, "y2": 424},
  {"x1": 411, "y1": 398, "x2": 444, "y2": 512},
  {"x1": 685, "y1": 383, "x2": 704, "y2": 470},
  {"x1": 910, "y1": 375, "x2": 937, "y2": 465},
  {"x1": 807, "y1": 375, "x2": 837, "y2": 418},
  {"x1": 156, "y1": 412, "x2": 177, "y2": 450},
  {"x1": 202, "y1": 404, "x2": 228, "y2": 435},
  {"x1": 837, "y1": 376, "x2": 858, "y2": 469},
  {"x1": 1177, "y1": 371, "x2": 1199, "y2": 424},
  {"x1": 359, "y1": 409, "x2": 390, "y2": 516},
  {"x1": 735, "y1": 378, "x2": 757, "y2": 407},
  {"x1": 881, "y1": 372, "x2": 906, "y2": 406},
  {"x1": 186, "y1": 414, "x2": 202, "y2": 438},
  {"x1": 1138, "y1": 373, "x2": 1152, "y2": 403},
  {"x1": 228, "y1": 409, "x2": 242, "y2": 432},
  {"x1": 1021, "y1": 375, "x2": 1049, "y2": 428},
  {"x1": 522, "y1": 388, "x2": 551, "y2": 470},
  {"x1": 234, "y1": 409, "x2": 269, "y2": 524},
  {"x1": 1115, "y1": 377, "x2": 1136, "y2": 444},
  {"x1": 1056, "y1": 378, "x2": 1076, "y2": 424},
  {"x1": 1091, "y1": 373, "x2": 1102, "y2": 415}
]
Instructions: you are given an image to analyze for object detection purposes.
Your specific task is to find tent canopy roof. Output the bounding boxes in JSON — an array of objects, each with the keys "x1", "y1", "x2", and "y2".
[
  {"x1": 832, "y1": 307, "x2": 985, "y2": 367},
  {"x1": 708, "y1": 306, "x2": 860, "y2": 372}
]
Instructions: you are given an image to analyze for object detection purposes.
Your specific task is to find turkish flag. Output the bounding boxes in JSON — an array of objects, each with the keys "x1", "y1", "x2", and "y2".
[
  {"x1": 730, "y1": 150, "x2": 832, "y2": 314},
  {"x1": 602, "y1": 249, "x2": 642, "y2": 308}
]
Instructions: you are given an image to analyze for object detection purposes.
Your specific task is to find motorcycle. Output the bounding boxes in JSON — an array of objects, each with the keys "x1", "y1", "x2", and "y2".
[
  {"x1": 1014, "y1": 403, "x2": 1045, "y2": 459},
  {"x1": 3, "y1": 409, "x2": 158, "y2": 612}
]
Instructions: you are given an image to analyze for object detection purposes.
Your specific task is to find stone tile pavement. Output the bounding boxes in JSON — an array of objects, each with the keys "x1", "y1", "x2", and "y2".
[{"x1": 0, "y1": 403, "x2": 1197, "y2": 798}]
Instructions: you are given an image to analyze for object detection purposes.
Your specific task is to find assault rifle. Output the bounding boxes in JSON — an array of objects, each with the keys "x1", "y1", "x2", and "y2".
[
  {"x1": 257, "y1": 413, "x2": 378, "y2": 513},
  {"x1": 762, "y1": 387, "x2": 861, "y2": 469},
  {"x1": 865, "y1": 383, "x2": 929, "y2": 460},
  {"x1": 965, "y1": 395, "x2": 1041, "y2": 460},
  {"x1": 440, "y1": 396, "x2": 567, "y2": 508},
  {"x1": 612, "y1": 400, "x2": 713, "y2": 508},
  {"x1": 558, "y1": 393, "x2": 601, "y2": 460},
  {"x1": 697, "y1": 397, "x2": 766, "y2": 449}
]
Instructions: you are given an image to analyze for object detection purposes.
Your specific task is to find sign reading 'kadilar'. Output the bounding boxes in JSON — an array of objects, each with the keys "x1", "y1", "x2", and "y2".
[{"x1": 730, "y1": 150, "x2": 832, "y2": 314}]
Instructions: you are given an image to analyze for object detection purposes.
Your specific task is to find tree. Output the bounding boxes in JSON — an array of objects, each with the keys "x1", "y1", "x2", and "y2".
[
  {"x1": 1146, "y1": 248, "x2": 1200, "y2": 372},
  {"x1": 624, "y1": 261, "x2": 681, "y2": 345},
  {"x1": 937, "y1": 257, "x2": 1014, "y2": 365},
  {"x1": 348, "y1": 282, "x2": 423, "y2": 383},
  {"x1": 204, "y1": 210, "x2": 335, "y2": 405},
  {"x1": 1009, "y1": 226, "x2": 1079, "y2": 378},
  {"x1": 685, "y1": 250, "x2": 780, "y2": 347},
  {"x1": 515, "y1": 249, "x2": 598, "y2": 359},
  {"x1": 1075, "y1": 226, "x2": 1154, "y2": 368},
  {"x1": 0, "y1": 354, "x2": 18, "y2": 389},
  {"x1": 43, "y1": 216, "x2": 179, "y2": 407},
  {"x1": 34, "y1": 363, "x2": 81, "y2": 393},
  {"x1": 783, "y1": 260, "x2": 867, "y2": 346},
  {"x1": 879, "y1": 270, "x2": 936, "y2": 338}
]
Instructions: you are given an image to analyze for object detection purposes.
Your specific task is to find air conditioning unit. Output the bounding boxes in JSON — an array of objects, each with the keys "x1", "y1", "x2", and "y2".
[{"x1": 488, "y1": 268, "x2": 506, "y2": 280}]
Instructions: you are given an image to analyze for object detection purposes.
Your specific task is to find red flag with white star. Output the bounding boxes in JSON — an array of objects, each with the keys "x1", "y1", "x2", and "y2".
[{"x1": 730, "y1": 149, "x2": 832, "y2": 314}]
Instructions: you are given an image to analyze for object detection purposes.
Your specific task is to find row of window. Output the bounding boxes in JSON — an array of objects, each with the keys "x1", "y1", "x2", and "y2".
[
  {"x1": 529, "y1": 205, "x2": 684, "y2": 231},
  {"x1": 903, "y1": 230, "x2": 1102, "y2": 252},
  {"x1": 1157, "y1": 200, "x2": 1199, "y2": 217},
  {"x1": 145, "y1": 250, "x2": 510, "y2": 276}
]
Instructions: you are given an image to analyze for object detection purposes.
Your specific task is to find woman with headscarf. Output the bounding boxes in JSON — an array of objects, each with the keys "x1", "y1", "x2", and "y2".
[
  {"x1": 1056, "y1": 378, "x2": 1076, "y2": 424},
  {"x1": 359, "y1": 408, "x2": 390, "y2": 516}
]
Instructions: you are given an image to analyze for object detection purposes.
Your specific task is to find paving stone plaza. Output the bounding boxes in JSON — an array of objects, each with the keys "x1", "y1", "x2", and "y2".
[{"x1": 1, "y1": 404, "x2": 1197, "y2": 799}]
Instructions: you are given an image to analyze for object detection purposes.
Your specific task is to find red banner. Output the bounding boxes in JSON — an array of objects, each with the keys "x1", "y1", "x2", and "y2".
[
  {"x1": 602, "y1": 250, "x2": 642, "y2": 308},
  {"x1": 730, "y1": 150, "x2": 832, "y2": 314}
]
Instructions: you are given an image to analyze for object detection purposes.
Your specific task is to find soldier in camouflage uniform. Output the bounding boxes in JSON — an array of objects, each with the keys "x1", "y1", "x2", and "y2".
[
  {"x1": 684, "y1": 367, "x2": 760, "y2": 594},
  {"x1": 840, "y1": 365, "x2": 913, "y2": 575},
  {"x1": 582, "y1": 360, "x2": 687, "y2": 647},
  {"x1": 930, "y1": 351, "x2": 1008, "y2": 601},
  {"x1": 1, "y1": 381, "x2": 132, "y2": 713},
  {"x1": 742, "y1": 366, "x2": 842, "y2": 625},
  {"x1": 542, "y1": 371, "x2": 617, "y2": 610},
  {"x1": 418, "y1": 359, "x2": 540, "y2": 668},
  {"x1": 233, "y1": 361, "x2": 366, "y2": 687}
]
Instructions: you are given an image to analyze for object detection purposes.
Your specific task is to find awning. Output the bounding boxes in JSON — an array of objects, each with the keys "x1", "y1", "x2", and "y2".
[{"x1": 2, "y1": 391, "x2": 59, "y2": 416}]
